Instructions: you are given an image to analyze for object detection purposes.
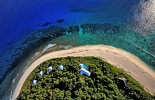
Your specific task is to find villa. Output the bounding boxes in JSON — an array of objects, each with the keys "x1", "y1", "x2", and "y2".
[
  {"x1": 32, "y1": 80, "x2": 37, "y2": 85},
  {"x1": 79, "y1": 64, "x2": 89, "y2": 70},
  {"x1": 80, "y1": 67, "x2": 91, "y2": 76},
  {"x1": 48, "y1": 66, "x2": 52, "y2": 72},
  {"x1": 39, "y1": 71, "x2": 44, "y2": 76},
  {"x1": 58, "y1": 65, "x2": 64, "y2": 71}
]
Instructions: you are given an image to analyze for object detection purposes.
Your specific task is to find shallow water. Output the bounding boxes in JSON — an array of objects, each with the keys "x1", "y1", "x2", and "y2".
[{"x1": 0, "y1": 0, "x2": 155, "y2": 99}]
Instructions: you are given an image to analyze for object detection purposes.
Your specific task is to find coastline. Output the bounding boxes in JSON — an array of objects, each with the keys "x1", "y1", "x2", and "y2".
[{"x1": 12, "y1": 45, "x2": 155, "y2": 100}]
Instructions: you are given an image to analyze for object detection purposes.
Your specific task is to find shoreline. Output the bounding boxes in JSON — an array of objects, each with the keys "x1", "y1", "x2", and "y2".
[{"x1": 12, "y1": 45, "x2": 155, "y2": 99}]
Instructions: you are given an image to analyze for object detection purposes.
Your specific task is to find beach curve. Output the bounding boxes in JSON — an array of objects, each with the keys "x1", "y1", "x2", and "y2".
[{"x1": 12, "y1": 45, "x2": 155, "y2": 100}]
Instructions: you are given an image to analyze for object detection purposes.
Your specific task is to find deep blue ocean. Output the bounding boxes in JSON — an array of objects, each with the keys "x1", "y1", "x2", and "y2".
[{"x1": 0, "y1": 0, "x2": 155, "y2": 99}]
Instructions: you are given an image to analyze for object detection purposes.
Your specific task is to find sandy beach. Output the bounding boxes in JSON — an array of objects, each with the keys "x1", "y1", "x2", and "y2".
[{"x1": 12, "y1": 45, "x2": 155, "y2": 100}]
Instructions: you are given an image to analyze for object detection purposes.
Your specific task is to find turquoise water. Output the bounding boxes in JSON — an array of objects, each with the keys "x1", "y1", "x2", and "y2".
[
  {"x1": 1, "y1": 23, "x2": 155, "y2": 100},
  {"x1": 49, "y1": 24, "x2": 155, "y2": 71},
  {"x1": 0, "y1": 0, "x2": 155, "y2": 99}
]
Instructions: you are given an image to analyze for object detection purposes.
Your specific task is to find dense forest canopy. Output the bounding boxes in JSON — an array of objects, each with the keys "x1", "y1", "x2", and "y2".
[{"x1": 18, "y1": 57, "x2": 155, "y2": 100}]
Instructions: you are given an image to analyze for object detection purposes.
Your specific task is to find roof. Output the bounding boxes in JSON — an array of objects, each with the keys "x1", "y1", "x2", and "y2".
[
  {"x1": 39, "y1": 71, "x2": 44, "y2": 76},
  {"x1": 79, "y1": 64, "x2": 89, "y2": 70},
  {"x1": 33, "y1": 80, "x2": 37, "y2": 85},
  {"x1": 48, "y1": 66, "x2": 52, "y2": 72},
  {"x1": 58, "y1": 65, "x2": 64, "y2": 71},
  {"x1": 80, "y1": 67, "x2": 91, "y2": 76}
]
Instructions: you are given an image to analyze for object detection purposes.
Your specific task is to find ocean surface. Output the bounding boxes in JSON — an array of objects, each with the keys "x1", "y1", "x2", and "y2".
[{"x1": 0, "y1": 0, "x2": 155, "y2": 99}]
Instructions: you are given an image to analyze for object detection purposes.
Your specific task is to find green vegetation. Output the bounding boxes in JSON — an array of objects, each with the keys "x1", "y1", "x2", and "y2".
[{"x1": 18, "y1": 57, "x2": 155, "y2": 100}]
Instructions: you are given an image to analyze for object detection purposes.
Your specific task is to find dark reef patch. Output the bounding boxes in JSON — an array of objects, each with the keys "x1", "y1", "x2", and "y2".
[
  {"x1": 81, "y1": 23, "x2": 120, "y2": 34},
  {"x1": 41, "y1": 22, "x2": 52, "y2": 27},
  {"x1": 67, "y1": 25, "x2": 79, "y2": 34},
  {"x1": 57, "y1": 19, "x2": 65, "y2": 23}
]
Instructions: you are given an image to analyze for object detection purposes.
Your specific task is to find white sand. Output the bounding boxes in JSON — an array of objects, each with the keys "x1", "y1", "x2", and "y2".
[{"x1": 12, "y1": 45, "x2": 155, "y2": 100}]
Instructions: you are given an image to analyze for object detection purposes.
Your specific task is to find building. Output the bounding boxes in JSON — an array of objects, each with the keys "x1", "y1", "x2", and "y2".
[
  {"x1": 79, "y1": 64, "x2": 89, "y2": 70},
  {"x1": 39, "y1": 71, "x2": 44, "y2": 76},
  {"x1": 80, "y1": 67, "x2": 91, "y2": 76},
  {"x1": 58, "y1": 65, "x2": 64, "y2": 71},
  {"x1": 48, "y1": 66, "x2": 52, "y2": 72},
  {"x1": 32, "y1": 80, "x2": 37, "y2": 85}
]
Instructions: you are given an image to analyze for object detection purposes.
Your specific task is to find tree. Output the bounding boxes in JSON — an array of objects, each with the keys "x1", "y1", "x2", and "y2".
[{"x1": 18, "y1": 57, "x2": 155, "y2": 100}]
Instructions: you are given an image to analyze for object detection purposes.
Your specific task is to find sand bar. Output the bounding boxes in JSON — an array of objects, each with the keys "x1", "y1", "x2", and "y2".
[{"x1": 12, "y1": 45, "x2": 155, "y2": 100}]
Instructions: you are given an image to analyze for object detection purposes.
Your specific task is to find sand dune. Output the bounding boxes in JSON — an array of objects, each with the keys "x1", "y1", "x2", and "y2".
[{"x1": 12, "y1": 45, "x2": 155, "y2": 100}]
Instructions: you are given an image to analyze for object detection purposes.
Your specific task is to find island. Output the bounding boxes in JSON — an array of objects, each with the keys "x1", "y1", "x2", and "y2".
[{"x1": 12, "y1": 45, "x2": 155, "y2": 100}]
